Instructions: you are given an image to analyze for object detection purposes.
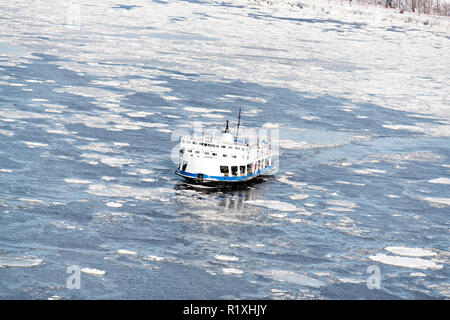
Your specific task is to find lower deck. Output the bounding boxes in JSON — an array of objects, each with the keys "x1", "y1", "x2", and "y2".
[{"x1": 175, "y1": 165, "x2": 275, "y2": 183}]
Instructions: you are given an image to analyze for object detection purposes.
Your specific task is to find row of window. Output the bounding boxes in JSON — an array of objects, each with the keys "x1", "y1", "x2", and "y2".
[
  {"x1": 181, "y1": 148, "x2": 268, "y2": 158},
  {"x1": 181, "y1": 148, "x2": 243, "y2": 159},
  {"x1": 181, "y1": 140, "x2": 247, "y2": 151},
  {"x1": 219, "y1": 158, "x2": 271, "y2": 177}
]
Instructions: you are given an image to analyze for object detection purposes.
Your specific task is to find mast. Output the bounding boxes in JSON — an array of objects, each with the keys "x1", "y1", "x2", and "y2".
[{"x1": 236, "y1": 107, "x2": 241, "y2": 140}]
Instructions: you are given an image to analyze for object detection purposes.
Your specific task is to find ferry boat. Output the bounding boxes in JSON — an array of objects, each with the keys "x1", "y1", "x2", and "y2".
[{"x1": 175, "y1": 109, "x2": 276, "y2": 184}]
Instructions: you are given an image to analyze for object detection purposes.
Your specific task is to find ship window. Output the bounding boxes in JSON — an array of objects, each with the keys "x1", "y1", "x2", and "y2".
[
  {"x1": 212, "y1": 153, "x2": 217, "y2": 156},
  {"x1": 205, "y1": 152, "x2": 209, "y2": 155},
  {"x1": 228, "y1": 146, "x2": 232, "y2": 149},
  {"x1": 240, "y1": 166, "x2": 245, "y2": 175},
  {"x1": 232, "y1": 155, "x2": 237, "y2": 159},
  {"x1": 195, "y1": 150, "x2": 200, "y2": 154},
  {"x1": 220, "y1": 166, "x2": 229, "y2": 176},
  {"x1": 221, "y1": 145, "x2": 226, "y2": 148},
  {"x1": 179, "y1": 149, "x2": 184, "y2": 154},
  {"x1": 235, "y1": 147, "x2": 240, "y2": 150},
  {"x1": 231, "y1": 166, "x2": 238, "y2": 176},
  {"x1": 223, "y1": 154, "x2": 227, "y2": 157},
  {"x1": 247, "y1": 163, "x2": 252, "y2": 173},
  {"x1": 182, "y1": 162, "x2": 188, "y2": 171},
  {"x1": 188, "y1": 149, "x2": 192, "y2": 153},
  {"x1": 181, "y1": 139, "x2": 185, "y2": 143},
  {"x1": 193, "y1": 142, "x2": 197, "y2": 145}
]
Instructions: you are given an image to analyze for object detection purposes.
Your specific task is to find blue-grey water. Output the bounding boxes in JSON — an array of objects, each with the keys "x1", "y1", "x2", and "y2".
[{"x1": 0, "y1": 0, "x2": 449, "y2": 299}]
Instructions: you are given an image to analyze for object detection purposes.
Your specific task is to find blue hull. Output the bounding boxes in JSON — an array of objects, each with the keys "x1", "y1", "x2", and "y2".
[{"x1": 175, "y1": 166, "x2": 275, "y2": 184}]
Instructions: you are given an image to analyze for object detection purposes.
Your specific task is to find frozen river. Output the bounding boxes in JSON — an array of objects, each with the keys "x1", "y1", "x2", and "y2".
[{"x1": 0, "y1": 0, "x2": 449, "y2": 299}]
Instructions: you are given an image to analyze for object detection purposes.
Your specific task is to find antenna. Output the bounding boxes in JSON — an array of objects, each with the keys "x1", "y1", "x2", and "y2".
[
  {"x1": 236, "y1": 107, "x2": 241, "y2": 140},
  {"x1": 224, "y1": 120, "x2": 229, "y2": 133}
]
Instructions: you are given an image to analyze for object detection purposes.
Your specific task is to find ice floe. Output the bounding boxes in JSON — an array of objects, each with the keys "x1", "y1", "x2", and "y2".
[
  {"x1": 0, "y1": 256, "x2": 43, "y2": 267},
  {"x1": 278, "y1": 176, "x2": 307, "y2": 189},
  {"x1": 369, "y1": 254, "x2": 442, "y2": 270},
  {"x1": 0, "y1": 129, "x2": 14, "y2": 136},
  {"x1": 18, "y1": 198, "x2": 46, "y2": 205},
  {"x1": 23, "y1": 141, "x2": 48, "y2": 148},
  {"x1": 215, "y1": 254, "x2": 239, "y2": 262},
  {"x1": 422, "y1": 197, "x2": 450, "y2": 207},
  {"x1": 352, "y1": 169, "x2": 386, "y2": 175},
  {"x1": 106, "y1": 202, "x2": 123, "y2": 208},
  {"x1": 222, "y1": 268, "x2": 243, "y2": 275},
  {"x1": 279, "y1": 139, "x2": 339, "y2": 150},
  {"x1": 301, "y1": 116, "x2": 319, "y2": 121},
  {"x1": 99, "y1": 156, "x2": 134, "y2": 168},
  {"x1": 145, "y1": 255, "x2": 165, "y2": 262},
  {"x1": 410, "y1": 272, "x2": 427, "y2": 277},
  {"x1": 117, "y1": 249, "x2": 138, "y2": 255},
  {"x1": 81, "y1": 267, "x2": 106, "y2": 276},
  {"x1": 385, "y1": 246, "x2": 436, "y2": 257},
  {"x1": 370, "y1": 152, "x2": 445, "y2": 163},
  {"x1": 428, "y1": 177, "x2": 450, "y2": 185},
  {"x1": 383, "y1": 123, "x2": 450, "y2": 138}
]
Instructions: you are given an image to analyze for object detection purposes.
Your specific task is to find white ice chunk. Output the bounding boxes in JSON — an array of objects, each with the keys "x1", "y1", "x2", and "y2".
[
  {"x1": 222, "y1": 268, "x2": 243, "y2": 275},
  {"x1": 215, "y1": 255, "x2": 239, "y2": 262},
  {"x1": 81, "y1": 268, "x2": 106, "y2": 276},
  {"x1": 369, "y1": 254, "x2": 442, "y2": 270},
  {"x1": 117, "y1": 249, "x2": 138, "y2": 255},
  {"x1": 428, "y1": 177, "x2": 450, "y2": 185},
  {"x1": 385, "y1": 246, "x2": 436, "y2": 257}
]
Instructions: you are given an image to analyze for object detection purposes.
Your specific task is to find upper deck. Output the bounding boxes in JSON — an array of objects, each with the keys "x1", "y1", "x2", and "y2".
[{"x1": 179, "y1": 132, "x2": 270, "y2": 162}]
